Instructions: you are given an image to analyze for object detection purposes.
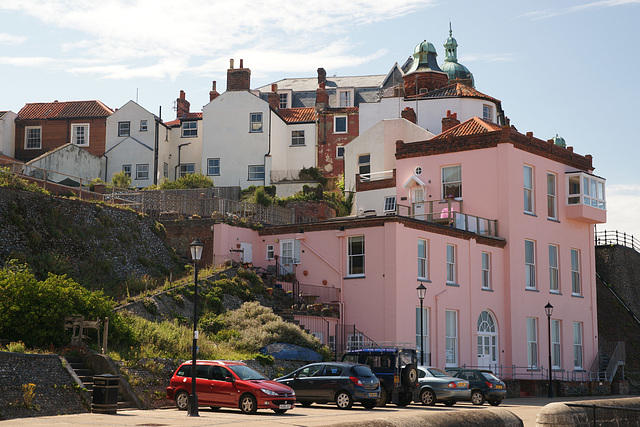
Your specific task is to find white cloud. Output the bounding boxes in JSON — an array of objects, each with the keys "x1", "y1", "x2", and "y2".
[
  {"x1": 459, "y1": 53, "x2": 515, "y2": 63},
  {"x1": 0, "y1": 33, "x2": 27, "y2": 44},
  {"x1": 599, "y1": 184, "x2": 640, "y2": 239},
  {"x1": 0, "y1": 0, "x2": 435, "y2": 80},
  {"x1": 522, "y1": 0, "x2": 640, "y2": 20},
  {"x1": 0, "y1": 56, "x2": 54, "y2": 67}
]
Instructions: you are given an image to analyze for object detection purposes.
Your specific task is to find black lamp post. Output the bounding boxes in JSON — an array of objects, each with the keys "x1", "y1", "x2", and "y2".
[
  {"x1": 545, "y1": 302, "x2": 554, "y2": 398},
  {"x1": 188, "y1": 238, "x2": 204, "y2": 417},
  {"x1": 417, "y1": 283, "x2": 427, "y2": 366}
]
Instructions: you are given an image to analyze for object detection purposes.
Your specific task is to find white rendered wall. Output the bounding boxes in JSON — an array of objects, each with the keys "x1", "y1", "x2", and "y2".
[{"x1": 0, "y1": 111, "x2": 16, "y2": 158}]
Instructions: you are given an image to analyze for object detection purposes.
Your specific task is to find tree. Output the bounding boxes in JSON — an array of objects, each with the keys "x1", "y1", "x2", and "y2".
[
  {"x1": 111, "y1": 171, "x2": 132, "y2": 189},
  {"x1": 156, "y1": 173, "x2": 213, "y2": 190}
]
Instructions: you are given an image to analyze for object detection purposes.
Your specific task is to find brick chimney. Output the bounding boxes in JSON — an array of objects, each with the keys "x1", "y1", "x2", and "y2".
[
  {"x1": 209, "y1": 81, "x2": 220, "y2": 101},
  {"x1": 316, "y1": 81, "x2": 328, "y2": 108},
  {"x1": 226, "y1": 58, "x2": 251, "y2": 91},
  {"x1": 317, "y1": 68, "x2": 327, "y2": 87},
  {"x1": 401, "y1": 107, "x2": 417, "y2": 124},
  {"x1": 268, "y1": 84, "x2": 279, "y2": 111},
  {"x1": 441, "y1": 110, "x2": 460, "y2": 132},
  {"x1": 176, "y1": 90, "x2": 190, "y2": 118}
]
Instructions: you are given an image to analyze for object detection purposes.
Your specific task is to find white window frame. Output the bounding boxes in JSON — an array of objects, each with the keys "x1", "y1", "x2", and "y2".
[
  {"x1": 179, "y1": 163, "x2": 195, "y2": 178},
  {"x1": 118, "y1": 121, "x2": 130, "y2": 137},
  {"x1": 416, "y1": 306, "x2": 429, "y2": 363},
  {"x1": 123, "y1": 164, "x2": 132, "y2": 177},
  {"x1": 483, "y1": 104, "x2": 493, "y2": 122},
  {"x1": 552, "y1": 319, "x2": 561, "y2": 369},
  {"x1": 278, "y1": 92, "x2": 289, "y2": 109},
  {"x1": 334, "y1": 115, "x2": 347, "y2": 134},
  {"x1": 207, "y1": 158, "x2": 220, "y2": 176},
  {"x1": 547, "y1": 172, "x2": 557, "y2": 220},
  {"x1": 418, "y1": 238, "x2": 428, "y2": 280},
  {"x1": 358, "y1": 154, "x2": 371, "y2": 176},
  {"x1": 442, "y1": 165, "x2": 462, "y2": 199},
  {"x1": 347, "y1": 333, "x2": 364, "y2": 351},
  {"x1": 383, "y1": 196, "x2": 396, "y2": 214},
  {"x1": 337, "y1": 88, "x2": 354, "y2": 108},
  {"x1": 140, "y1": 120, "x2": 148, "y2": 131},
  {"x1": 347, "y1": 235, "x2": 365, "y2": 277},
  {"x1": 71, "y1": 123, "x2": 89, "y2": 146},
  {"x1": 446, "y1": 244, "x2": 456, "y2": 284},
  {"x1": 567, "y1": 172, "x2": 606, "y2": 210},
  {"x1": 248, "y1": 165, "x2": 265, "y2": 181},
  {"x1": 549, "y1": 244, "x2": 559, "y2": 293},
  {"x1": 24, "y1": 126, "x2": 42, "y2": 149},
  {"x1": 336, "y1": 146, "x2": 345, "y2": 159},
  {"x1": 524, "y1": 165, "x2": 534, "y2": 214},
  {"x1": 163, "y1": 162, "x2": 168, "y2": 179},
  {"x1": 445, "y1": 310, "x2": 458, "y2": 367},
  {"x1": 527, "y1": 318, "x2": 538, "y2": 368},
  {"x1": 525, "y1": 239, "x2": 536, "y2": 290},
  {"x1": 573, "y1": 322, "x2": 583, "y2": 370},
  {"x1": 266, "y1": 245, "x2": 274, "y2": 260},
  {"x1": 481, "y1": 252, "x2": 491, "y2": 290},
  {"x1": 181, "y1": 121, "x2": 197, "y2": 137},
  {"x1": 291, "y1": 130, "x2": 305, "y2": 146},
  {"x1": 135, "y1": 164, "x2": 149, "y2": 180},
  {"x1": 571, "y1": 249, "x2": 581, "y2": 296},
  {"x1": 250, "y1": 112, "x2": 263, "y2": 133}
]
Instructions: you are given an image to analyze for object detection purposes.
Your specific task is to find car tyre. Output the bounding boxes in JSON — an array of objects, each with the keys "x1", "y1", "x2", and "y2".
[
  {"x1": 402, "y1": 363, "x2": 418, "y2": 386},
  {"x1": 239, "y1": 393, "x2": 258, "y2": 414},
  {"x1": 335, "y1": 391, "x2": 353, "y2": 409},
  {"x1": 273, "y1": 408, "x2": 288, "y2": 414},
  {"x1": 362, "y1": 400, "x2": 377, "y2": 409},
  {"x1": 210, "y1": 406, "x2": 221, "y2": 411},
  {"x1": 175, "y1": 391, "x2": 189, "y2": 411},
  {"x1": 420, "y1": 388, "x2": 436, "y2": 406},
  {"x1": 377, "y1": 387, "x2": 389, "y2": 407},
  {"x1": 299, "y1": 400, "x2": 313, "y2": 407},
  {"x1": 488, "y1": 399, "x2": 502, "y2": 406},
  {"x1": 471, "y1": 390, "x2": 485, "y2": 405},
  {"x1": 443, "y1": 400, "x2": 456, "y2": 407}
]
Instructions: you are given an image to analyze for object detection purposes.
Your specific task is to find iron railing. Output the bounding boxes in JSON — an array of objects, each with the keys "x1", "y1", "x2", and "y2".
[{"x1": 596, "y1": 230, "x2": 640, "y2": 253}]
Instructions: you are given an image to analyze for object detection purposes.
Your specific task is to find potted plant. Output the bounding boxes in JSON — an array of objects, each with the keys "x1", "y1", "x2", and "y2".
[
  {"x1": 266, "y1": 287, "x2": 273, "y2": 296},
  {"x1": 313, "y1": 303, "x2": 323, "y2": 312}
]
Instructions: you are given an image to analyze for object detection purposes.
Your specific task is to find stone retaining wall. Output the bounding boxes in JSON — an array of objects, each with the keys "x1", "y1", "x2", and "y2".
[{"x1": 537, "y1": 397, "x2": 640, "y2": 426}]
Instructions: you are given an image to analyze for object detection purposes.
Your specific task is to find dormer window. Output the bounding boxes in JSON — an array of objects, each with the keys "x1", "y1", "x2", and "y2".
[
  {"x1": 278, "y1": 90, "x2": 292, "y2": 109},
  {"x1": 337, "y1": 88, "x2": 354, "y2": 108}
]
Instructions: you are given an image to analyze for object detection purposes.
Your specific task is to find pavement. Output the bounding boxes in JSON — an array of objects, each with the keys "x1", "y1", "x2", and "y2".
[{"x1": 0, "y1": 395, "x2": 633, "y2": 427}]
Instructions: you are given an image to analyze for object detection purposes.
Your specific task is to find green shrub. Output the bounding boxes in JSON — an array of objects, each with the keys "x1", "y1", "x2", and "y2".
[
  {"x1": 6, "y1": 341, "x2": 27, "y2": 353},
  {"x1": 154, "y1": 173, "x2": 213, "y2": 190},
  {"x1": 111, "y1": 171, "x2": 132, "y2": 189},
  {"x1": 255, "y1": 353, "x2": 275, "y2": 366}
]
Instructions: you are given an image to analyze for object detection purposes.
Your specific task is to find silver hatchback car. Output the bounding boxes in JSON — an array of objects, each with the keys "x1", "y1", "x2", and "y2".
[{"x1": 417, "y1": 366, "x2": 470, "y2": 406}]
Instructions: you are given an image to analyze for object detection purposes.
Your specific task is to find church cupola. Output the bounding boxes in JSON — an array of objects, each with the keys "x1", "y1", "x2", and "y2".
[
  {"x1": 441, "y1": 24, "x2": 475, "y2": 87},
  {"x1": 403, "y1": 40, "x2": 450, "y2": 97}
]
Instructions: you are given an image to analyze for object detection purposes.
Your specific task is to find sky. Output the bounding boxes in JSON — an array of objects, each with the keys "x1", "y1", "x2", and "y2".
[{"x1": 1, "y1": 0, "x2": 639, "y2": 239}]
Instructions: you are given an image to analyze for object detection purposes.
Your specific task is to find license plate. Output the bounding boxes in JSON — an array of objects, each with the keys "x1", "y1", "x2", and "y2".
[
  {"x1": 457, "y1": 382, "x2": 467, "y2": 387},
  {"x1": 368, "y1": 392, "x2": 379, "y2": 398},
  {"x1": 495, "y1": 385, "x2": 503, "y2": 389},
  {"x1": 279, "y1": 404, "x2": 291, "y2": 409}
]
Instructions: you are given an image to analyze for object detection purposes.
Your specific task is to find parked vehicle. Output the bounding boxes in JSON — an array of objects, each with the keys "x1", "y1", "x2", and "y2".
[
  {"x1": 166, "y1": 360, "x2": 296, "y2": 414},
  {"x1": 275, "y1": 362, "x2": 381, "y2": 409},
  {"x1": 342, "y1": 347, "x2": 419, "y2": 407},
  {"x1": 417, "y1": 366, "x2": 471, "y2": 406},
  {"x1": 445, "y1": 368, "x2": 507, "y2": 406}
]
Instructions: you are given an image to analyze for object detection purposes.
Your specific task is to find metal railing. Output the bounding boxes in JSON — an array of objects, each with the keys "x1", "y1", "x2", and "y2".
[
  {"x1": 359, "y1": 170, "x2": 395, "y2": 182},
  {"x1": 596, "y1": 230, "x2": 640, "y2": 253},
  {"x1": 294, "y1": 314, "x2": 331, "y2": 346},
  {"x1": 455, "y1": 363, "x2": 603, "y2": 382}
]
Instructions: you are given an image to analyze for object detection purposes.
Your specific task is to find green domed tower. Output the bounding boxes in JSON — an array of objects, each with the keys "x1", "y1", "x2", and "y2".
[{"x1": 441, "y1": 24, "x2": 475, "y2": 87}]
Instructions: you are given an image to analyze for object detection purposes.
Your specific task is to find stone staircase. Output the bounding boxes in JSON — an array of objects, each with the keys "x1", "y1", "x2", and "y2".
[{"x1": 64, "y1": 355, "x2": 136, "y2": 410}]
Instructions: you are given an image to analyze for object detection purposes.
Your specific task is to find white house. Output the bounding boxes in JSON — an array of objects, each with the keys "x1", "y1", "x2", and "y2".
[{"x1": 0, "y1": 111, "x2": 17, "y2": 158}]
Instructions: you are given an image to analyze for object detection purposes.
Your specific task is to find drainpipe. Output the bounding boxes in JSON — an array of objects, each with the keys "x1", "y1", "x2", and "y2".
[
  {"x1": 434, "y1": 289, "x2": 447, "y2": 368},
  {"x1": 175, "y1": 142, "x2": 191, "y2": 180},
  {"x1": 103, "y1": 153, "x2": 109, "y2": 181},
  {"x1": 153, "y1": 107, "x2": 161, "y2": 185},
  {"x1": 264, "y1": 109, "x2": 272, "y2": 187}
]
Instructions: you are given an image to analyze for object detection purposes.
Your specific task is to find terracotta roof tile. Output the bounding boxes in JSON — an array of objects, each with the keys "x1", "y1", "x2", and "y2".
[
  {"x1": 164, "y1": 112, "x2": 202, "y2": 127},
  {"x1": 324, "y1": 107, "x2": 359, "y2": 114},
  {"x1": 17, "y1": 100, "x2": 113, "y2": 120},
  {"x1": 407, "y1": 83, "x2": 501, "y2": 104},
  {"x1": 431, "y1": 117, "x2": 503, "y2": 140},
  {"x1": 277, "y1": 107, "x2": 316, "y2": 123}
]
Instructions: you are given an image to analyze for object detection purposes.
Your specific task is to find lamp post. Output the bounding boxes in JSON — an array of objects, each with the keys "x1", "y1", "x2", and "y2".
[
  {"x1": 545, "y1": 302, "x2": 554, "y2": 398},
  {"x1": 188, "y1": 239, "x2": 204, "y2": 417},
  {"x1": 417, "y1": 283, "x2": 427, "y2": 366}
]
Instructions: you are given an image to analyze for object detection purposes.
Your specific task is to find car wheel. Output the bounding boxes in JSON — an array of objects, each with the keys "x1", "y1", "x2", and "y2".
[
  {"x1": 175, "y1": 391, "x2": 189, "y2": 411},
  {"x1": 335, "y1": 391, "x2": 353, "y2": 409},
  {"x1": 471, "y1": 390, "x2": 485, "y2": 405},
  {"x1": 402, "y1": 363, "x2": 418, "y2": 386},
  {"x1": 488, "y1": 399, "x2": 502, "y2": 406},
  {"x1": 377, "y1": 387, "x2": 389, "y2": 407},
  {"x1": 443, "y1": 400, "x2": 456, "y2": 407},
  {"x1": 272, "y1": 408, "x2": 288, "y2": 414},
  {"x1": 210, "y1": 406, "x2": 221, "y2": 411},
  {"x1": 239, "y1": 393, "x2": 258, "y2": 414},
  {"x1": 362, "y1": 400, "x2": 377, "y2": 409},
  {"x1": 420, "y1": 388, "x2": 436, "y2": 406},
  {"x1": 299, "y1": 400, "x2": 313, "y2": 407}
]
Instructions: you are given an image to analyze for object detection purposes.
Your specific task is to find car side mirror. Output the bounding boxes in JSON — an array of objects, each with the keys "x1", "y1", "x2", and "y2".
[{"x1": 225, "y1": 374, "x2": 235, "y2": 382}]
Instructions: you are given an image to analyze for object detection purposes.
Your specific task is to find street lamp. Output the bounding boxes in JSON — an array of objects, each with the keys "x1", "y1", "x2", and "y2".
[
  {"x1": 545, "y1": 302, "x2": 554, "y2": 398},
  {"x1": 417, "y1": 283, "x2": 427, "y2": 366},
  {"x1": 188, "y1": 238, "x2": 204, "y2": 417}
]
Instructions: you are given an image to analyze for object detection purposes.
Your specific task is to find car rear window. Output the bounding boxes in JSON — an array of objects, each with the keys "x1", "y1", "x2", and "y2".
[
  {"x1": 351, "y1": 365, "x2": 374, "y2": 377},
  {"x1": 481, "y1": 372, "x2": 501, "y2": 382},
  {"x1": 176, "y1": 364, "x2": 211, "y2": 379}
]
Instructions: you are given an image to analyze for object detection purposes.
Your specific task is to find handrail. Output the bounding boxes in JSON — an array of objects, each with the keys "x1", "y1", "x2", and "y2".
[
  {"x1": 596, "y1": 230, "x2": 640, "y2": 254},
  {"x1": 605, "y1": 341, "x2": 625, "y2": 382}
]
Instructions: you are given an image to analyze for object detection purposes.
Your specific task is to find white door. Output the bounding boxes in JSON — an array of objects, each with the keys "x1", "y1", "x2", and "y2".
[
  {"x1": 413, "y1": 188, "x2": 425, "y2": 220},
  {"x1": 240, "y1": 243, "x2": 252, "y2": 264},
  {"x1": 477, "y1": 335, "x2": 493, "y2": 368},
  {"x1": 477, "y1": 311, "x2": 498, "y2": 369},
  {"x1": 280, "y1": 240, "x2": 294, "y2": 274}
]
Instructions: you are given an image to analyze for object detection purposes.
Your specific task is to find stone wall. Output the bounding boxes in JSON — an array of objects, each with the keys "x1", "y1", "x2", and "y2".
[
  {"x1": 0, "y1": 351, "x2": 89, "y2": 420},
  {"x1": 596, "y1": 245, "x2": 640, "y2": 317},
  {"x1": 505, "y1": 379, "x2": 610, "y2": 398}
]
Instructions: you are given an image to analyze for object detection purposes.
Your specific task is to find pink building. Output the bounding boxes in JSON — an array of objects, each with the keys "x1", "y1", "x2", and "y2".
[{"x1": 211, "y1": 115, "x2": 605, "y2": 378}]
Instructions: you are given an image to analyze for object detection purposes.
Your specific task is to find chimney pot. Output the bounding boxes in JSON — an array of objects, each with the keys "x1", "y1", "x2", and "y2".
[
  {"x1": 230, "y1": 59, "x2": 234, "y2": 69},
  {"x1": 271, "y1": 84, "x2": 278, "y2": 92},
  {"x1": 212, "y1": 81, "x2": 216, "y2": 91},
  {"x1": 240, "y1": 59, "x2": 244, "y2": 68},
  {"x1": 180, "y1": 90, "x2": 185, "y2": 99}
]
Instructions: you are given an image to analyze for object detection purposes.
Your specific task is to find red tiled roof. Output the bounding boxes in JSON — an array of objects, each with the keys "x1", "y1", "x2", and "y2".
[
  {"x1": 326, "y1": 107, "x2": 359, "y2": 114},
  {"x1": 431, "y1": 117, "x2": 503, "y2": 140},
  {"x1": 164, "y1": 112, "x2": 203, "y2": 127},
  {"x1": 17, "y1": 100, "x2": 113, "y2": 120},
  {"x1": 407, "y1": 83, "x2": 501, "y2": 104},
  {"x1": 277, "y1": 107, "x2": 316, "y2": 123}
]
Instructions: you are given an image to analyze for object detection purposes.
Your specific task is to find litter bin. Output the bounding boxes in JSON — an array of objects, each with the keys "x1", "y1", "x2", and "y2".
[{"x1": 92, "y1": 374, "x2": 119, "y2": 414}]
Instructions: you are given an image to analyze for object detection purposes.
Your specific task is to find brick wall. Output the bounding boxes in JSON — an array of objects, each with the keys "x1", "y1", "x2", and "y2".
[{"x1": 317, "y1": 109, "x2": 359, "y2": 179}]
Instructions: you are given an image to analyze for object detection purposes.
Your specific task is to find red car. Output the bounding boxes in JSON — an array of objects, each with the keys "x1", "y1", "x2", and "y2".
[{"x1": 166, "y1": 360, "x2": 296, "y2": 414}]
